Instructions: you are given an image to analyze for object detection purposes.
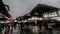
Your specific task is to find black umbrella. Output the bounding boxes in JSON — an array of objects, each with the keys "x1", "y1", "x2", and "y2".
[
  {"x1": 0, "y1": 0, "x2": 11, "y2": 18},
  {"x1": 23, "y1": 13, "x2": 32, "y2": 20},
  {"x1": 16, "y1": 16, "x2": 24, "y2": 21}
]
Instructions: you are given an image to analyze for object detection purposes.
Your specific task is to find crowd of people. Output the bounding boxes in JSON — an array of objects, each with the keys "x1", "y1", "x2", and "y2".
[{"x1": 0, "y1": 0, "x2": 60, "y2": 34}]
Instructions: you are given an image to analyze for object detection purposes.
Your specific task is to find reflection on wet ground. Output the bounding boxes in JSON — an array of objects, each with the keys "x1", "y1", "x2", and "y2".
[{"x1": 12, "y1": 24, "x2": 60, "y2": 34}]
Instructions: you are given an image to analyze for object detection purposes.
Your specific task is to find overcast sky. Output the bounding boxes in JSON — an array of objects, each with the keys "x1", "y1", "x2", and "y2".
[{"x1": 3, "y1": 0, "x2": 60, "y2": 19}]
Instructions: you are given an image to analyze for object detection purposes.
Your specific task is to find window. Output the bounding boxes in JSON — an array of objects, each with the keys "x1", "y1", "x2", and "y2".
[
  {"x1": 43, "y1": 12, "x2": 58, "y2": 18},
  {"x1": 48, "y1": 12, "x2": 57, "y2": 17}
]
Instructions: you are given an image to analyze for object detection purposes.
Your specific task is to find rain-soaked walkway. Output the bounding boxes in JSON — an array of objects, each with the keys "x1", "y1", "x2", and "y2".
[{"x1": 12, "y1": 24, "x2": 60, "y2": 34}]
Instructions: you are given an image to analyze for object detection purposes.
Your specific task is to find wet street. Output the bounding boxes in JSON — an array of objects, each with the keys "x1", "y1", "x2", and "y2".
[
  {"x1": 12, "y1": 25, "x2": 60, "y2": 34},
  {"x1": 12, "y1": 28, "x2": 60, "y2": 34}
]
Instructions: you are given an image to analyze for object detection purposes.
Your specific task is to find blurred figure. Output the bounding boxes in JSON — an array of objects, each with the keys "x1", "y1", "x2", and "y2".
[
  {"x1": 0, "y1": 0, "x2": 12, "y2": 21},
  {"x1": 0, "y1": 0, "x2": 12, "y2": 34}
]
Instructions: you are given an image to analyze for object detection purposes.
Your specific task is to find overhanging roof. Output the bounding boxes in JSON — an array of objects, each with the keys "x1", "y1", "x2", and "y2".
[{"x1": 30, "y1": 4, "x2": 60, "y2": 16}]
